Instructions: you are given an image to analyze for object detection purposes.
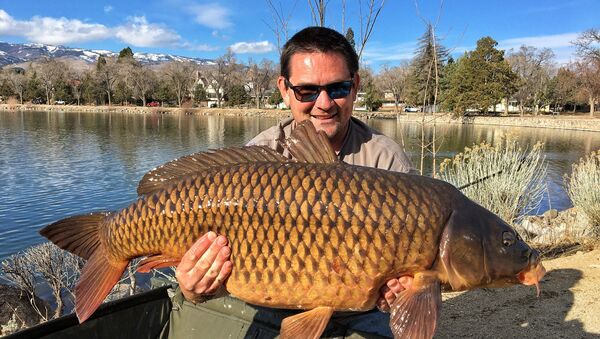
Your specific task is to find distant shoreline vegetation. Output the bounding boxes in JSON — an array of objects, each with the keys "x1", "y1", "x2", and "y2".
[{"x1": 1, "y1": 104, "x2": 599, "y2": 132}]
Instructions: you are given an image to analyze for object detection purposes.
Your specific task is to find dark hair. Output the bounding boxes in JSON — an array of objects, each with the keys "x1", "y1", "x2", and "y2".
[{"x1": 280, "y1": 26, "x2": 359, "y2": 79}]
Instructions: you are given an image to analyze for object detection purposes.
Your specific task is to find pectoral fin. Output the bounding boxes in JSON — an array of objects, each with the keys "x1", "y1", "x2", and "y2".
[
  {"x1": 280, "y1": 306, "x2": 334, "y2": 339},
  {"x1": 389, "y1": 271, "x2": 442, "y2": 339}
]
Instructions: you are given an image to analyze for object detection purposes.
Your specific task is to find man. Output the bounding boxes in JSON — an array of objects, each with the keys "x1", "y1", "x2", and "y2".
[{"x1": 169, "y1": 26, "x2": 414, "y2": 338}]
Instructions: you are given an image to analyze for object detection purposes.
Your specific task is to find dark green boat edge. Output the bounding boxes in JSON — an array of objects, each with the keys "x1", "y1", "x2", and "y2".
[{"x1": 4, "y1": 286, "x2": 171, "y2": 339}]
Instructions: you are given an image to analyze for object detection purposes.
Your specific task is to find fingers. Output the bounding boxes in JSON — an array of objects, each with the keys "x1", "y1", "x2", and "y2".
[
  {"x1": 175, "y1": 232, "x2": 232, "y2": 302},
  {"x1": 377, "y1": 276, "x2": 414, "y2": 313},
  {"x1": 176, "y1": 232, "x2": 215, "y2": 274}
]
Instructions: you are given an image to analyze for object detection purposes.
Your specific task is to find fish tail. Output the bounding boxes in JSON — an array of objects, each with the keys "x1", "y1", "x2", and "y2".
[{"x1": 40, "y1": 213, "x2": 128, "y2": 323}]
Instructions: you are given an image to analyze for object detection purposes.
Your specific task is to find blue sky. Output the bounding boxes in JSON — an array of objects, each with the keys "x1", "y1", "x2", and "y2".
[{"x1": 1, "y1": 0, "x2": 598, "y2": 71}]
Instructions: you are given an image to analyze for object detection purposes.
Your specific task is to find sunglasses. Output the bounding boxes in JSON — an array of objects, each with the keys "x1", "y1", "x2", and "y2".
[{"x1": 284, "y1": 78, "x2": 354, "y2": 102}]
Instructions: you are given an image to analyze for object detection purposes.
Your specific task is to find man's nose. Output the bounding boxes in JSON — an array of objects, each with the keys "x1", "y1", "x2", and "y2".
[{"x1": 314, "y1": 88, "x2": 334, "y2": 110}]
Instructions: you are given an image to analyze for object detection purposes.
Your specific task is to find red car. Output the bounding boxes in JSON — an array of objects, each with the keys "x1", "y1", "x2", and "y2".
[{"x1": 146, "y1": 101, "x2": 159, "y2": 107}]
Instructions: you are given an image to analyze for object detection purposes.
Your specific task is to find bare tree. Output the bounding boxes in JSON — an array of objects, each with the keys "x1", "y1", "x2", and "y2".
[
  {"x1": 95, "y1": 56, "x2": 119, "y2": 106},
  {"x1": 308, "y1": 0, "x2": 328, "y2": 26},
  {"x1": 202, "y1": 51, "x2": 238, "y2": 108},
  {"x1": 507, "y1": 46, "x2": 555, "y2": 115},
  {"x1": 356, "y1": 0, "x2": 385, "y2": 61},
  {"x1": 124, "y1": 64, "x2": 157, "y2": 107},
  {"x1": 68, "y1": 69, "x2": 87, "y2": 106},
  {"x1": 377, "y1": 63, "x2": 410, "y2": 112},
  {"x1": 1, "y1": 243, "x2": 83, "y2": 320},
  {"x1": 161, "y1": 61, "x2": 197, "y2": 108},
  {"x1": 35, "y1": 58, "x2": 66, "y2": 105},
  {"x1": 573, "y1": 28, "x2": 600, "y2": 62},
  {"x1": 574, "y1": 59, "x2": 600, "y2": 116},
  {"x1": 4, "y1": 69, "x2": 27, "y2": 104},
  {"x1": 265, "y1": 0, "x2": 297, "y2": 55},
  {"x1": 246, "y1": 59, "x2": 277, "y2": 109}
]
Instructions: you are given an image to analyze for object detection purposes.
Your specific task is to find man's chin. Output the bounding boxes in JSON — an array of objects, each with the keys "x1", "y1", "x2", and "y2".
[{"x1": 310, "y1": 119, "x2": 338, "y2": 138}]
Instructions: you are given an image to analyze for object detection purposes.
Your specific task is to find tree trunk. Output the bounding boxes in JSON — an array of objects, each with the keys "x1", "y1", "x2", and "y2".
[
  {"x1": 142, "y1": 95, "x2": 146, "y2": 107},
  {"x1": 503, "y1": 96, "x2": 509, "y2": 116},
  {"x1": 590, "y1": 96, "x2": 596, "y2": 116},
  {"x1": 107, "y1": 91, "x2": 112, "y2": 106}
]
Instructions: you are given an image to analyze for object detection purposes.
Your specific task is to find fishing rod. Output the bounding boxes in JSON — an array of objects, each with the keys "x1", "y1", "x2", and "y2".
[{"x1": 456, "y1": 155, "x2": 528, "y2": 191}]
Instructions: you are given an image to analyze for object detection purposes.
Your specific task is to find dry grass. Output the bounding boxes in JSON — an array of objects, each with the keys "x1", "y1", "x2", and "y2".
[
  {"x1": 438, "y1": 138, "x2": 547, "y2": 237},
  {"x1": 565, "y1": 150, "x2": 600, "y2": 237}
]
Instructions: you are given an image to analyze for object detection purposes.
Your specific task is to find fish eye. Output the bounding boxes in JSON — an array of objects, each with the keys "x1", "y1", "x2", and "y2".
[{"x1": 502, "y1": 231, "x2": 516, "y2": 247}]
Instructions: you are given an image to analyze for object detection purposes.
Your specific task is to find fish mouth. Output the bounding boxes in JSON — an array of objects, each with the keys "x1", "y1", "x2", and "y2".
[{"x1": 517, "y1": 255, "x2": 546, "y2": 297}]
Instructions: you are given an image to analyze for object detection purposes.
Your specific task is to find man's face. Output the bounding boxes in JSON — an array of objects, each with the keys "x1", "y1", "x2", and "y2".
[{"x1": 277, "y1": 52, "x2": 360, "y2": 150}]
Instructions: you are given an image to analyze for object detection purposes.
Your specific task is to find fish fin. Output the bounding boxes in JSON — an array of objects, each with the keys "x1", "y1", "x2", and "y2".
[
  {"x1": 40, "y1": 212, "x2": 110, "y2": 260},
  {"x1": 137, "y1": 146, "x2": 290, "y2": 196},
  {"x1": 280, "y1": 306, "x2": 334, "y2": 339},
  {"x1": 137, "y1": 254, "x2": 181, "y2": 273},
  {"x1": 389, "y1": 271, "x2": 441, "y2": 339},
  {"x1": 283, "y1": 120, "x2": 339, "y2": 164},
  {"x1": 75, "y1": 248, "x2": 128, "y2": 323}
]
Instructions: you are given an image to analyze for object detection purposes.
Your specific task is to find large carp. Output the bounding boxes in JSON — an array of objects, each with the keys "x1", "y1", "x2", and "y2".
[{"x1": 41, "y1": 120, "x2": 545, "y2": 339}]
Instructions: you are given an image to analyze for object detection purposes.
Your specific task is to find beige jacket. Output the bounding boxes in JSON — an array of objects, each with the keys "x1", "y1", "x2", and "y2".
[{"x1": 247, "y1": 117, "x2": 416, "y2": 173}]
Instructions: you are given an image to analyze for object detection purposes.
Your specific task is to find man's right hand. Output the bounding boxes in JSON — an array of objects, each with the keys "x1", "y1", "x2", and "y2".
[{"x1": 175, "y1": 231, "x2": 233, "y2": 303}]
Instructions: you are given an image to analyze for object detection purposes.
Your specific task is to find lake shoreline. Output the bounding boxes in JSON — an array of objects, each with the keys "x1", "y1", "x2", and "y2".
[{"x1": 1, "y1": 103, "x2": 599, "y2": 132}]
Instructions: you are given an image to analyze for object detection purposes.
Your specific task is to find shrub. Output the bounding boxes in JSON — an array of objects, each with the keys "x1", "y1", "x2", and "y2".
[
  {"x1": 565, "y1": 150, "x2": 600, "y2": 237},
  {"x1": 439, "y1": 138, "x2": 547, "y2": 236}
]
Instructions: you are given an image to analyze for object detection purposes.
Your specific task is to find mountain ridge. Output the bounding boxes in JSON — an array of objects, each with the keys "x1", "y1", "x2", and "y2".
[{"x1": 0, "y1": 41, "x2": 215, "y2": 67}]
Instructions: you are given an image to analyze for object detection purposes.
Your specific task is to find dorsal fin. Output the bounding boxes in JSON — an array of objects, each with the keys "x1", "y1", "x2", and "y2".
[
  {"x1": 137, "y1": 145, "x2": 289, "y2": 196},
  {"x1": 281, "y1": 120, "x2": 339, "y2": 164}
]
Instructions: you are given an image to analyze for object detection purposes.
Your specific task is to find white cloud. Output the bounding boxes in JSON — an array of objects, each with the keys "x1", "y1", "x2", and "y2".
[
  {"x1": 26, "y1": 17, "x2": 111, "y2": 45},
  {"x1": 190, "y1": 3, "x2": 232, "y2": 30},
  {"x1": 0, "y1": 10, "x2": 25, "y2": 35},
  {"x1": 498, "y1": 33, "x2": 581, "y2": 65},
  {"x1": 0, "y1": 9, "x2": 111, "y2": 45},
  {"x1": 499, "y1": 33, "x2": 580, "y2": 50},
  {"x1": 115, "y1": 16, "x2": 181, "y2": 47},
  {"x1": 229, "y1": 41, "x2": 275, "y2": 54},
  {"x1": 104, "y1": 5, "x2": 113, "y2": 13}
]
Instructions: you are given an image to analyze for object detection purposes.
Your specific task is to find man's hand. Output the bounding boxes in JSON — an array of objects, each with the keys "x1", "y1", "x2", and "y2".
[
  {"x1": 175, "y1": 232, "x2": 233, "y2": 303},
  {"x1": 376, "y1": 276, "x2": 413, "y2": 313}
]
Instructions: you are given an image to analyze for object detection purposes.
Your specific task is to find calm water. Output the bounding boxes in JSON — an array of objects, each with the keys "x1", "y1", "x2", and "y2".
[{"x1": 0, "y1": 111, "x2": 598, "y2": 259}]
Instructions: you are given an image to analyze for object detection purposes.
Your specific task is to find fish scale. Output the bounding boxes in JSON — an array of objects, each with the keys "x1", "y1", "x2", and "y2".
[{"x1": 104, "y1": 161, "x2": 451, "y2": 310}]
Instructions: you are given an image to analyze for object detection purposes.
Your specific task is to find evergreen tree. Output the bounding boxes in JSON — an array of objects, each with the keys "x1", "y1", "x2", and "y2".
[
  {"x1": 362, "y1": 78, "x2": 383, "y2": 112},
  {"x1": 407, "y1": 24, "x2": 448, "y2": 109},
  {"x1": 443, "y1": 37, "x2": 517, "y2": 115},
  {"x1": 226, "y1": 84, "x2": 248, "y2": 106},
  {"x1": 96, "y1": 55, "x2": 107, "y2": 71},
  {"x1": 345, "y1": 28, "x2": 356, "y2": 51},
  {"x1": 25, "y1": 71, "x2": 44, "y2": 101},
  {"x1": 193, "y1": 84, "x2": 207, "y2": 105},
  {"x1": 268, "y1": 90, "x2": 283, "y2": 106},
  {"x1": 117, "y1": 47, "x2": 137, "y2": 66}
]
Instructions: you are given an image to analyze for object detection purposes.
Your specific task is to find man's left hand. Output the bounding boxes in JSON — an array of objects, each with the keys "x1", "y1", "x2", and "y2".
[{"x1": 376, "y1": 276, "x2": 413, "y2": 313}]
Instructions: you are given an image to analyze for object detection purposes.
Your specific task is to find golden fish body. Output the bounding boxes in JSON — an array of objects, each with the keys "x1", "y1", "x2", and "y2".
[
  {"x1": 107, "y1": 162, "x2": 452, "y2": 310},
  {"x1": 42, "y1": 121, "x2": 544, "y2": 338}
]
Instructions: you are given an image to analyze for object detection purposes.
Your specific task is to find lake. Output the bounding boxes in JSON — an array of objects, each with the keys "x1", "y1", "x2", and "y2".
[{"x1": 1, "y1": 111, "x2": 599, "y2": 260}]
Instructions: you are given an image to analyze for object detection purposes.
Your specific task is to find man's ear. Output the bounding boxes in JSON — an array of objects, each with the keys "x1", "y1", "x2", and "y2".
[
  {"x1": 352, "y1": 72, "x2": 361, "y2": 101},
  {"x1": 277, "y1": 76, "x2": 290, "y2": 106}
]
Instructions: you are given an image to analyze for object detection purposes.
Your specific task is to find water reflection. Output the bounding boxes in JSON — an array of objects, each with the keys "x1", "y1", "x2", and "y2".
[{"x1": 0, "y1": 111, "x2": 598, "y2": 259}]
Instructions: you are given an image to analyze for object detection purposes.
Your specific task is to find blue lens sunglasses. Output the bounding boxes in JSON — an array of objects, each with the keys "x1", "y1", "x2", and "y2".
[{"x1": 284, "y1": 78, "x2": 354, "y2": 102}]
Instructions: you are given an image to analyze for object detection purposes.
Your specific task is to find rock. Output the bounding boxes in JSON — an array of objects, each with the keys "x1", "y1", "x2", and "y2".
[
  {"x1": 543, "y1": 209, "x2": 559, "y2": 219},
  {"x1": 0, "y1": 284, "x2": 51, "y2": 335}
]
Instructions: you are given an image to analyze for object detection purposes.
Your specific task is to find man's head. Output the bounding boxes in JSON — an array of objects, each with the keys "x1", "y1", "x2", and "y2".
[{"x1": 277, "y1": 26, "x2": 360, "y2": 151}]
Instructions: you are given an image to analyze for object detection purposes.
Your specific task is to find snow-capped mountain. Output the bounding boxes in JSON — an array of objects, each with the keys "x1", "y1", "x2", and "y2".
[{"x1": 0, "y1": 42, "x2": 214, "y2": 67}]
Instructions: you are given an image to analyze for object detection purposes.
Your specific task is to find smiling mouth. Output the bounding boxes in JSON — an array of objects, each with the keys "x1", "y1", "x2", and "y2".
[{"x1": 311, "y1": 113, "x2": 337, "y2": 120}]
